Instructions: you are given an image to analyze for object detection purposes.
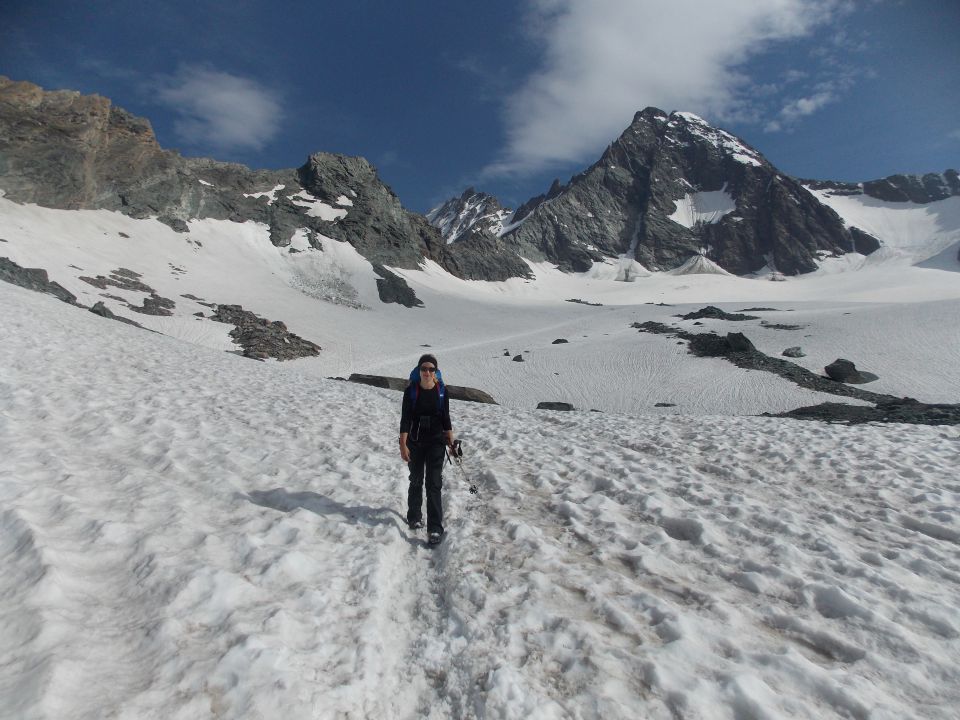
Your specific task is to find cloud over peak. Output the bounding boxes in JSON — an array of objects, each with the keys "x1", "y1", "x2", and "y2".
[
  {"x1": 485, "y1": 0, "x2": 847, "y2": 178},
  {"x1": 155, "y1": 67, "x2": 282, "y2": 153}
]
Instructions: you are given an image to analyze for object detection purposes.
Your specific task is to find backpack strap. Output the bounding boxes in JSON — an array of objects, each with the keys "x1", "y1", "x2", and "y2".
[{"x1": 408, "y1": 376, "x2": 444, "y2": 414}]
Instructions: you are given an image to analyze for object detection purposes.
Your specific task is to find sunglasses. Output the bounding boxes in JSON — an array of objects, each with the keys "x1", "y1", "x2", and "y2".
[{"x1": 419, "y1": 366, "x2": 437, "y2": 373}]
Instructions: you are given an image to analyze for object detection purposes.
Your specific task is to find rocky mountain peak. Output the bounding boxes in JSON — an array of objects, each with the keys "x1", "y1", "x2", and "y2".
[
  {"x1": 495, "y1": 107, "x2": 867, "y2": 275},
  {"x1": 426, "y1": 187, "x2": 511, "y2": 244}
]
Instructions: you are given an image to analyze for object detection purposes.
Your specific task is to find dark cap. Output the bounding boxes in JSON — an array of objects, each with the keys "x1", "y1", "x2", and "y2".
[{"x1": 418, "y1": 353, "x2": 438, "y2": 368}]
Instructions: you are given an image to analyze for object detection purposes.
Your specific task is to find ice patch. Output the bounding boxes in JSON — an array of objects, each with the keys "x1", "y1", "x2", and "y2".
[
  {"x1": 669, "y1": 187, "x2": 737, "y2": 229},
  {"x1": 288, "y1": 191, "x2": 349, "y2": 221},
  {"x1": 243, "y1": 184, "x2": 285, "y2": 205}
]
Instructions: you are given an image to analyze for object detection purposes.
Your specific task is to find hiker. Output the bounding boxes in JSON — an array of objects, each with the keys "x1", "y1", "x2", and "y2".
[{"x1": 399, "y1": 353, "x2": 454, "y2": 544}]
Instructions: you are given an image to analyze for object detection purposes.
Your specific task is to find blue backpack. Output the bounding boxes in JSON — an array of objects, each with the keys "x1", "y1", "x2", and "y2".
[{"x1": 407, "y1": 366, "x2": 446, "y2": 412}]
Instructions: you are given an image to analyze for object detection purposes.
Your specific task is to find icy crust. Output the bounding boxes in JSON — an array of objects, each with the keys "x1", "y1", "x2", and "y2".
[{"x1": 1, "y1": 280, "x2": 959, "y2": 719}]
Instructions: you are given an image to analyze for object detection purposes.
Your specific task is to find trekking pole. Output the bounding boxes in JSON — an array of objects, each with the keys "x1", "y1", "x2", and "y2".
[{"x1": 446, "y1": 439, "x2": 478, "y2": 495}]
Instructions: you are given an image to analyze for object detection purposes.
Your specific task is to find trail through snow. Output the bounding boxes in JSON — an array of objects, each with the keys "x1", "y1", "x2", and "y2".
[{"x1": 2, "y1": 282, "x2": 959, "y2": 719}]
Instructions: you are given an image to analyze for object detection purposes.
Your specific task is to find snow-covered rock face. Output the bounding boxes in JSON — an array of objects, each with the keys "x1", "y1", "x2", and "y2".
[
  {"x1": 496, "y1": 107, "x2": 865, "y2": 276},
  {"x1": 0, "y1": 76, "x2": 452, "y2": 286},
  {"x1": 426, "y1": 188, "x2": 512, "y2": 244}
]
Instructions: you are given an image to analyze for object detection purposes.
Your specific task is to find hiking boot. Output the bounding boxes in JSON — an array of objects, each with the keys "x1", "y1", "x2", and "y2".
[
  {"x1": 408, "y1": 518, "x2": 424, "y2": 530},
  {"x1": 428, "y1": 532, "x2": 443, "y2": 546}
]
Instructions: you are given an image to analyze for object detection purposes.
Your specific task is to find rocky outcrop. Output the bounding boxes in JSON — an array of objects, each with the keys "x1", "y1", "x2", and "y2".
[
  {"x1": 0, "y1": 77, "x2": 457, "y2": 279},
  {"x1": 803, "y1": 170, "x2": 960, "y2": 204},
  {"x1": 371, "y1": 265, "x2": 423, "y2": 308},
  {"x1": 773, "y1": 399, "x2": 960, "y2": 426},
  {"x1": 537, "y1": 402, "x2": 574, "y2": 411},
  {"x1": 346, "y1": 374, "x2": 497, "y2": 404},
  {"x1": 211, "y1": 304, "x2": 321, "y2": 361},
  {"x1": 681, "y1": 306, "x2": 759, "y2": 321},
  {"x1": 0, "y1": 257, "x2": 78, "y2": 304}
]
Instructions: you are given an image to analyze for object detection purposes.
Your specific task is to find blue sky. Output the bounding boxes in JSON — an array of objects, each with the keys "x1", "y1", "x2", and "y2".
[{"x1": 2, "y1": 1, "x2": 957, "y2": 213}]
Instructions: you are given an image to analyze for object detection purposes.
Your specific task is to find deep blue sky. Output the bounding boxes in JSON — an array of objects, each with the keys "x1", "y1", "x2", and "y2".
[{"x1": 2, "y1": 1, "x2": 957, "y2": 213}]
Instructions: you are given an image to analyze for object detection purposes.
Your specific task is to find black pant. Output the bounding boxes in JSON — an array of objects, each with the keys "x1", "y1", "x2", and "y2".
[{"x1": 407, "y1": 441, "x2": 445, "y2": 533}]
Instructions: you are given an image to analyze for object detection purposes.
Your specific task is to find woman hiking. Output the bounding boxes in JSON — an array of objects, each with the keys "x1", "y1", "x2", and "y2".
[{"x1": 399, "y1": 353, "x2": 454, "y2": 545}]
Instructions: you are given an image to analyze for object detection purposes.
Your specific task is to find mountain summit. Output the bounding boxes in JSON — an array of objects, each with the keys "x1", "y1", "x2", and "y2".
[
  {"x1": 426, "y1": 188, "x2": 511, "y2": 244},
  {"x1": 487, "y1": 108, "x2": 880, "y2": 276}
]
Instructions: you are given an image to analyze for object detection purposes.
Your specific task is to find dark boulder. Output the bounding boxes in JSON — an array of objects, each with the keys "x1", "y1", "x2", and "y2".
[
  {"x1": 824, "y1": 358, "x2": 877, "y2": 384},
  {"x1": 552, "y1": 338, "x2": 569, "y2": 344},
  {"x1": 783, "y1": 346, "x2": 805, "y2": 358},
  {"x1": 512, "y1": 355, "x2": 524, "y2": 362},
  {"x1": 537, "y1": 402, "x2": 575, "y2": 411},
  {"x1": 726, "y1": 333, "x2": 755, "y2": 352}
]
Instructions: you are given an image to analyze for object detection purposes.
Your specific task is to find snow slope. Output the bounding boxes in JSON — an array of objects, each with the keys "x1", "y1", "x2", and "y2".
[
  {"x1": 2, "y1": 280, "x2": 959, "y2": 719},
  {"x1": 807, "y1": 189, "x2": 960, "y2": 266},
  {"x1": 3, "y1": 193, "x2": 960, "y2": 416}
]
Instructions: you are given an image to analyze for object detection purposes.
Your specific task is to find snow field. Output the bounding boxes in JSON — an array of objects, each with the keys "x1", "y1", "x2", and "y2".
[
  {"x1": 2, "y1": 282, "x2": 959, "y2": 719},
  {"x1": 3, "y1": 196, "x2": 960, "y2": 416}
]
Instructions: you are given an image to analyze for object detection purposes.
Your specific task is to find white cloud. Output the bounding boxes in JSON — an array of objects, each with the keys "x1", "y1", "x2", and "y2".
[
  {"x1": 779, "y1": 89, "x2": 837, "y2": 122},
  {"x1": 484, "y1": 0, "x2": 845, "y2": 178},
  {"x1": 950, "y1": 129, "x2": 960, "y2": 142},
  {"x1": 155, "y1": 67, "x2": 282, "y2": 152}
]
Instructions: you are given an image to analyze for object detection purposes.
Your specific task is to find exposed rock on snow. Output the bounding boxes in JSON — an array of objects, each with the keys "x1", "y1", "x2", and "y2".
[
  {"x1": 775, "y1": 398, "x2": 960, "y2": 425},
  {"x1": 126, "y1": 293, "x2": 175, "y2": 316},
  {"x1": 681, "y1": 306, "x2": 758, "y2": 321},
  {"x1": 783, "y1": 346, "x2": 806, "y2": 358},
  {"x1": 0, "y1": 256, "x2": 77, "y2": 305},
  {"x1": 211, "y1": 304, "x2": 321, "y2": 361},
  {"x1": 825, "y1": 358, "x2": 877, "y2": 384},
  {"x1": 632, "y1": 321, "x2": 958, "y2": 424},
  {"x1": 88, "y1": 301, "x2": 144, "y2": 328},
  {"x1": 371, "y1": 264, "x2": 423, "y2": 308},
  {"x1": 346, "y1": 374, "x2": 497, "y2": 404},
  {"x1": 536, "y1": 402, "x2": 574, "y2": 411}
]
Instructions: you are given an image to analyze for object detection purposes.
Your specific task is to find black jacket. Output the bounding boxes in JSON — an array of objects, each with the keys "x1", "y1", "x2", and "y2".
[{"x1": 400, "y1": 383, "x2": 451, "y2": 443}]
